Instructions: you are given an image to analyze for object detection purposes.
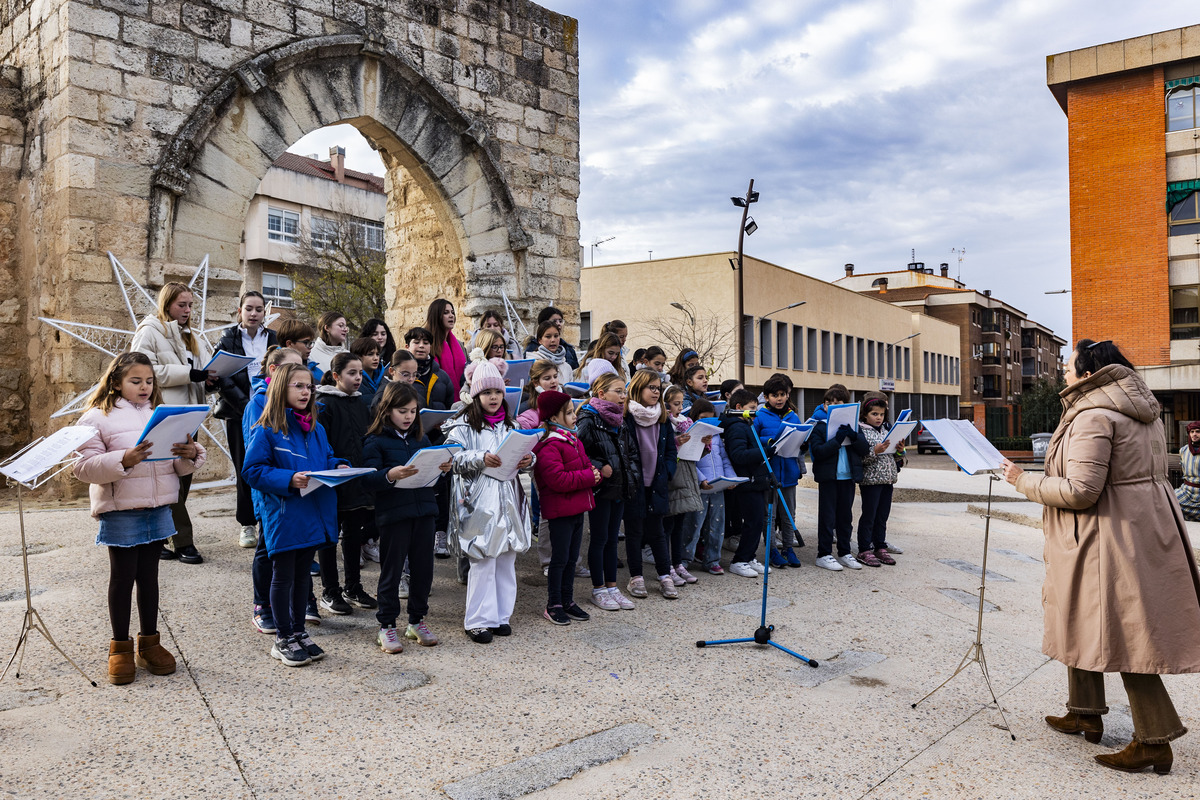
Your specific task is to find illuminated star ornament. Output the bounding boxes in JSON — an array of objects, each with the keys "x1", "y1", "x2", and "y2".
[{"x1": 39, "y1": 253, "x2": 276, "y2": 488}]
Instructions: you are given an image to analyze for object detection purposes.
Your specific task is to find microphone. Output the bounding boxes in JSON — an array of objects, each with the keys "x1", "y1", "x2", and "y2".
[{"x1": 740, "y1": 408, "x2": 757, "y2": 419}]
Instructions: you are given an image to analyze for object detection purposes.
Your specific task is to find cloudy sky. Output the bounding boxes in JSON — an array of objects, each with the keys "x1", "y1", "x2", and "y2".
[{"x1": 292, "y1": 1, "x2": 1200, "y2": 343}]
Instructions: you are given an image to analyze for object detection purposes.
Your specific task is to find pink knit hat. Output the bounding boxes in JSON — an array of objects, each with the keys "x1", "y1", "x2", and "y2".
[{"x1": 469, "y1": 359, "x2": 507, "y2": 397}]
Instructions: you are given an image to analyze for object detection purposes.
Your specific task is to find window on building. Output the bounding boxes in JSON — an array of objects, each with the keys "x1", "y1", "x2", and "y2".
[
  {"x1": 877, "y1": 342, "x2": 885, "y2": 379},
  {"x1": 261, "y1": 271, "x2": 294, "y2": 309},
  {"x1": 886, "y1": 344, "x2": 894, "y2": 379},
  {"x1": 352, "y1": 219, "x2": 385, "y2": 251},
  {"x1": 821, "y1": 330, "x2": 831, "y2": 373},
  {"x1": 857, "y1": 338, "x2": 865, "y2": 376},
  {"x1": 1168, "y1": 85, "x2": 1200, "y2": 132},
  {"x1": 759, "y1": 318, "x2": 772, "y2": 367},
  {"x1": 846, "y1": 336, "x2": 855, "y2": 376},
  {"x1": 777, "y1": 322, "x2": 788, "y2": 371},
  {"x1": 267, "y1": 207, "x2": 300, "y2": 244},
  {"x1": 310, "y1": 216, "x2": 338, "y2": 249},
  {"x1": 904, "y1": 347, "x2": 911, "y2": 381},
  {"x1": 1170, "y1": 192, "x2": 1200, "y2": 236},
  {"x1": 807, "y1": 328, "x2": 818, "y2": 372},
  {"x1": 1171, "y1": 286, "x2": 1200, "y2": 339},
  {"x1": 833, "y1": 333, "x2": 843, "y2": 374},
  {"x1": 743, "y1": 316, "x2": 754, "y2": 366},
  {"x1": 579, "y1": 312, "x2": 592, "y2": 351},
  {"x1": 923, "y1": 351, "x2": 930, "y2": 381},
  {"x1": 793, "y1": 326, "x2": 804, "y2": 370},
  {"x1": 867, "y1": 340, "x2": 876, "y2": 378}
]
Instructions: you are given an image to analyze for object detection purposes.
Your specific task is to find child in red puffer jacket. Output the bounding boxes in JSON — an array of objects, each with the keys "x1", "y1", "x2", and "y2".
[{"x1": 532, "y1": 390, "x2": 601, "y2": 626}]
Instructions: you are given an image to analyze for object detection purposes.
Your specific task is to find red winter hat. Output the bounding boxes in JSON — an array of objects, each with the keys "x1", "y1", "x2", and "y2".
[{"x1": 537, "y1": 390, "x2": 573, "y2": 422}]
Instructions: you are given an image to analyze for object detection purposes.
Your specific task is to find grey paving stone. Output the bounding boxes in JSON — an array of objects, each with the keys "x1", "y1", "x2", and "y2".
[
  {"x1": 363, "y1": 669, "x2": 430, "y2": 693},
  {"x1": 574, "y1": 621, "x2": 655, "y2": 652},
  {"x1": 442, "y1": 722, "x2": 656, "y2": 800},
  {"x1": 938, "y1": 587, "x2": 998, "y2": 612},
  {"x1": 781, "y1": 650, "x2": 887, "y2": 688},
  {"x1": 936, "y1": 558, "x2": 1014, "y2": 582},
  {"x1": 995, "y1": 548, "x2": 1042, "y2": 565},
  {"x1": 720, "y1": 596, "x2": 789, "y2": 618}
]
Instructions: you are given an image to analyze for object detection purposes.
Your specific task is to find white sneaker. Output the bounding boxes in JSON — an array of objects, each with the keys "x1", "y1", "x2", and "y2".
[
  {"x1": 238, "y1": 525, "x2": 257, "y2": 548},
  {"x1": 749, "y1": 559, "x2": 769, "y2": 575},
  {"x1": 837, "y1": 554, "x2": 863, "y2": 570},
  {"x1": 362, "y1": 540, "x2": 380, "y2": 563},
  {"x1": 398, "y1": 574, "x2": 410, "y2": 599},
  {"x1": 815, "y1": 555, "x2": 844, "y2": 571},
  {"x1": 434, "y1": 530, "x2": 450, "y2": 558},
  {"x1": 728, "y1": 561, "x2": 758, "y2": 578},
  {"x1": 590, "y1": 589, "x2": 620, "y2": 611},
  {"x1": 575, "y1": 563, "x2": 591, "y2": 578},
  {"x1": 609, "y1": 587, "x2": 636, "y2": 610},
  {"x1": 376, "y1": 626, "x2": 404, "y2": 654}
]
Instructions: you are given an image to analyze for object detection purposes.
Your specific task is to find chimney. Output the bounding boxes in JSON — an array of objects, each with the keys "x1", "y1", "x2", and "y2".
[
  {"x1": 844, "y1": 263, "x2": 854, "y2": 277},
  {"x1": 983, "y1": 289, "x2": 992, "y2": 297},
  {"x1": 872, "y1": 277, "x2": 888, "y2": 294},
  {"x1": 940, "y1": 262, "x2": 949, "y2": 277},
  {"x1": 329, "y1": 146, "x2": 346, "y2": 183}
]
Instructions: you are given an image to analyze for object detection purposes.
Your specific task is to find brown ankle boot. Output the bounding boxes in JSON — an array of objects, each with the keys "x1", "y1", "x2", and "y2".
[
  {"x1": 1045, "y1": 711, "x2": 1104, "y2": 743},
  {"x1": 108, "y1": 639, "x2": 135, "y2": 685},
  {"x1": 1095, "y1": 740, "x2": 1173, "y2": 774},
  {"x1": 135, "y1": 632, "x2": 176, "y2": 676}
]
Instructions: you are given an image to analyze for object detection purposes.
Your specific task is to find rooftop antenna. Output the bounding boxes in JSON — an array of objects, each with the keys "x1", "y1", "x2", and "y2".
[
  {"x1": 951, "y1": 247, "x2": 966, "y2": 282},
  {"x1": 590, "y1": 236, "x2": 615, "y2": 267}
]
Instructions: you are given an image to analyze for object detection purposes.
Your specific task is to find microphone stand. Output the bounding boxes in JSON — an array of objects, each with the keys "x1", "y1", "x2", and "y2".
[{"x1": 696, "y1": 410, "x2": 818, "y2": 667}]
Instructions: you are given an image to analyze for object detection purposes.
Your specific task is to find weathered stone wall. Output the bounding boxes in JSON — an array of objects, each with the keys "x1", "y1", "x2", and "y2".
[
  {"x1": 0, "y1": 64, "x2": 26, "y2": 451},
  {"x1": 0, "y1": 0, "x2": 580, "y2": 453}
]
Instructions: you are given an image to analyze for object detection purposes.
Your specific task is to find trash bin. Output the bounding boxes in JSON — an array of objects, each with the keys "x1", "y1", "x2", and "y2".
[{"x1": 1031, "y1": 433, "x2": 1052, "y2": 463}]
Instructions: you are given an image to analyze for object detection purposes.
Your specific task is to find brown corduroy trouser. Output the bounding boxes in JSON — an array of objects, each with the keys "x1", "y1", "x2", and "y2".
[{"x1": 1066, "y1": 666, "x2": 1188, "y2": 744}]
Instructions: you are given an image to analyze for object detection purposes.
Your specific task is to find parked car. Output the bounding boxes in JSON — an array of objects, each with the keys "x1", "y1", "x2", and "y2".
[{"x1": 916, "y1": 424, "x2": 942, "y2": 455}]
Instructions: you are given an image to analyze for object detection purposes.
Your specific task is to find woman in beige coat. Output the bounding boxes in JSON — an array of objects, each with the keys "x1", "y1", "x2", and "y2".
[
  {"x1": 130, "y1": 282, "x2": 216, "y2": 564},
  {"x1": 1004, "y1": 339, "x2": 1200, "y2": 775}
]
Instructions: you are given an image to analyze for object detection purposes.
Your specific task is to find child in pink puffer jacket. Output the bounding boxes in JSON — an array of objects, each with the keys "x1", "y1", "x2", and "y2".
[{"x1": 74, "y1": 352, "x2": 206, "y2": 686}]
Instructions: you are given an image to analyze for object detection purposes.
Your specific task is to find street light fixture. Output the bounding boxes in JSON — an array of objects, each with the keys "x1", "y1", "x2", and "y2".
[
  {"x1": 670, "y1": 302, "x2": 695, "y2": 327},
  {"x1": 1044, "y1": 289, "x2": 1071, "y2": 294},
  {"x1": 731, "y1": 179, "x2": 759, "y2": 383},
  {"x1": 763, "y1": 301, "x2": 805, "y2": 318},
  {"x1": 891, "y1": 332, "x2": 920, "y2": 346}
]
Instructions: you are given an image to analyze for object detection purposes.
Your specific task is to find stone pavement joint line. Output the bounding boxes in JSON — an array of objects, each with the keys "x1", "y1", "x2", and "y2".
[
  {"x1": 995, "y1": 548, "x2": 1042, "y2": 565},
  {"x1": 719, "y1": 596, "x2": 789, "y2": 618},
  {"x1": 162, "y1": 610, "x2": 260, "y2": 800},
  {"x1": 441, "y1": 722, "x2": 657, "y2": 800},
  {"x1": 936, "y1": 558, "x2": 1014, "y2": 582},
  {"x1": 573, "y1": 621, "x2": 656, "y2": 652},
  {"x1": 781, "y1": 650, "x2": 886, "y2": 688},
  {"x1": 938, "y1": 588, "x2": 998, "y2": 612}
]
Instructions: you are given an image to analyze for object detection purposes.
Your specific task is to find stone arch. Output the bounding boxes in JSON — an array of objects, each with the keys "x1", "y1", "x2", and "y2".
[{"x1": 148, "y1": 34, "x2": 530, "y2": 322}]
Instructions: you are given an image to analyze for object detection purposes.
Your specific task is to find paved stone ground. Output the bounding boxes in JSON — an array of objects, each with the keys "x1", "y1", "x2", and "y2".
[{"x1": 1, "y1": 467, "x2": 1198, "y2": 799}]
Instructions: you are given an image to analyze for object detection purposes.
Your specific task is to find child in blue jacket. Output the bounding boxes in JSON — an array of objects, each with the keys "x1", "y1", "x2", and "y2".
[
  {"x1": 244, "y1": 363, "x2": 348, "y2": 668},
  {"x1": 808, "y1": 384, "x2": 870, "y2": 572},
  {"x1": 753, "y1": 373, "x2": 806, "y2": 568}
]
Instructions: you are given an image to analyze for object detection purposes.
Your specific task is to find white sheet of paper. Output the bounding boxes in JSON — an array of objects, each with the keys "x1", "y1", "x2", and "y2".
[
  {"x1": 881, "y1": 420, "x2": 919, "y2": 454},
  {"x1": 299, "y1": 467, "x2": 375, "y2": 496},
  {"x1": 482, "y1": 430, "x2": 542, "y2": 482},
  {"x1": 135, "y1": 405, "x2": 210, "y2": 461},
  {"x1": 202, "y1": 350, "x2": 258, "y2": 379},
  {"x1": 825, "y1": 402, "x2": 860, "y2": 447},
  {"x1": 391, "y1": 445, "x2": 463, "y2": 489},
  {"x1": 772, "y1": 423, "x2": 813, "y2": 459},
  {"x1": 705, "y1": 475, "x2": 748, "y2": 491},
  {"x1": 676, "y1": 420, "x2": 723, "y2": 461},
  {"x1": 921, "y1": 419, "x2": 1005, "y2": 475},
  {"x1": 562, "y1": 382, "x2": 590, "y2": 398},
  {"x1": 505, "y1": 359, "x2": 534, "y2": 386},
  {"x1": 896, "y1": 408, "x2": 913, "y2": 423},
  {"x1": 0, "y1": 426, "x2": 97, "y2": 486}
]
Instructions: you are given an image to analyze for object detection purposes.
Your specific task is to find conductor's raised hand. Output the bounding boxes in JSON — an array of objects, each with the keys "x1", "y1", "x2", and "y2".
[
  {"x1": 121, "y1": 440, "x2": 154, "y2": 469},
  {"x1": 483, "y1": 453, "x2": 503, "y2": 468},
  {"x1": 170, "y1": 433, "x2": 198, "y2": 461},
  {"x1": 388, "y1": 465, "x2": 419, "y2": 482},
  {"x1": 290, "y1": 472, "x2": 310, "y2": 490},
  {"x1": 1001, "y1": 458, "x2": 1023, "y2": 486}
]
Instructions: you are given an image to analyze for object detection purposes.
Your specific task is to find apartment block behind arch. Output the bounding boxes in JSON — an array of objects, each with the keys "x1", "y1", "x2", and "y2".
[{"x1": 1047, "y1": 24, "x2": 1200, "y2": 447}]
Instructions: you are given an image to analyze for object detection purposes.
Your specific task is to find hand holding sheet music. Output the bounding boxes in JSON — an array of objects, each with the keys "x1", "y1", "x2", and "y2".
[
  {"x1": 202, "y1": 350, "x2": 258, "y2": 379},
  {"x1": 677, "y1": 420, "x2": 722, "y2": 461},
  {"x1": 299, "y1": 467, "x2": 375, "y2": 497},
  {"x1": 880, "y1": 421, "x2": 918, "y2": 454},
  {"x1": 825, "y1": 402, "x2": 860, "y2": 447},
  {"x1": 391, "y1": 445, "x2": 463, "y2": 489},
  {"x1": 773, "y1": 422, "x2": 813, "y2": 459},
  {"x1": 482, "y1": 429, "x2": 542, "y2": 481},
  {"x1": 135, "y1": 405, "x2": 210, "y2": 461}
]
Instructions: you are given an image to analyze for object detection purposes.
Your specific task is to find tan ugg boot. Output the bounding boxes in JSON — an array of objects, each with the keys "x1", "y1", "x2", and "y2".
[
  {"x1": 1045, "y1": 711, "x2": 1103, "y2": 743},
  {"x1": 108, "y1": 639, "x2": 135, "y2": 685},
  {"x1": 135, "y1": 632, "x2": 176, "y2": 676},
  {"x1": 1095, "y1": 740, "x2": 1173, "y2": 774}
]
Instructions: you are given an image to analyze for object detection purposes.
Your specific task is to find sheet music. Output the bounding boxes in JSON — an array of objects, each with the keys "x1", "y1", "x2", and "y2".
[
  {"x1": 135, "y1": 405, "x2": 211, "y2": 461},
  {"x1": 505, "y1": 359, "x2": 534, "y2": 386},
  {"x1": 921, "y1": 419, "x2": 1004, "y2": 475},
  {"x1": 825, "y1": 402, "x2": 860, "y2": 447},
  {"x1": 299, "y1": 467, "x2": 375, "y2": 497},
  {"x1": 505, "y1": 386, "x2": 523, "y2": 417},
  {"x1": 896, "y1": 409, "x2": 912, "y2": 423},
  {"x1": 562, "y1": 382, "x2": 591, "y2": 398},
  {"x1": 419, "y1": 408, "x2": 456, "y2": 436},
  {"x1": 676, "y1": 420, "x2": 722, "y2": 461},
  {"x1": 880, "y1": 420, "x2": 919, "y2": 454},
  {"x1": 202, "y1": 350, "x2": 258, "y2": 379},
  {"x1": 704, "y1": 475, "x2": 748, "y2": 491},
  {"x1": 482, "y1": 429, "x2": 542, "y2": 481},
  {"x1": 391, "y1": 445, "x2": 463, "y2": 489},
  {"x1": 773, "y1": 423, "x2": 813, "y2": 459},
  {"x1": 0, "y1": 426, "x2": 97, "y2": 486}
]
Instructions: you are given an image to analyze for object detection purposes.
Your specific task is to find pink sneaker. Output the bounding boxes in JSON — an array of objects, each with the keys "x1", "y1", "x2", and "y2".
[
  {"x1": 874, "y1": 547, "x2": 897, "y2": 566},
  {"x1": 675, "y1": 564, "x2": 699, "y2": 584},
  {"x1": 668, "y1": 567, "x2": 686, "y2": 586},
  {"x1": 706, "y1": 562, "x2": 724, "y2": 575},
  {"x1": 857, "y1": 550, "x2": 882, "y2": 567}
]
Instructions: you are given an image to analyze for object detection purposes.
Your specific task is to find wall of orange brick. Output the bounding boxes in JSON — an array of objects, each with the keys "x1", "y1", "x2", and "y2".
[{"x1": 1068, "y1": 68, "x2": 1169, "y2": 367}]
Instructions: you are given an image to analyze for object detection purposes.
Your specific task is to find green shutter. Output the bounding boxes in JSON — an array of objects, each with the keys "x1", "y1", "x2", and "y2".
[
  {"x1": 1166, "y1": 76, "x2": 1200, "y2": 92},
  {"x1": 1167, "y1": 180, "x2": 1200, "y2": 211}
]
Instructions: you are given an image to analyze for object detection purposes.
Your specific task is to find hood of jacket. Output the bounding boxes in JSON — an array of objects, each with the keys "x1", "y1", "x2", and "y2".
[
  {"x1": 1059, "y1": 364, "x2": 1159, "y2": 427},
  {"x1": 315, "y1": 385, "x2": 361, "y2": 398}
]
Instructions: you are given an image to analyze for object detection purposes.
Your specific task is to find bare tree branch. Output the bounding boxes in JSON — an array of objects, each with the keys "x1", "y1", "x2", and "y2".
[
  {"x1": 637, "y1": 298, "x2": 736, "y2": 378},
  {"x1": 291, "y1": 207, "x2": 387, "y2": 328}
]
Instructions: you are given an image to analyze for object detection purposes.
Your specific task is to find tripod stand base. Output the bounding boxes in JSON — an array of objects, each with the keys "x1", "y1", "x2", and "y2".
[
  {"x1": 696, "y1": 625, "x2": 819, "y2": 667},
  {"x1": 911, "y1": 641, "x2": 1014, "y2": 740},
  {"x1": 1, "y1": 607, "x2": 98, "y2": 688}
]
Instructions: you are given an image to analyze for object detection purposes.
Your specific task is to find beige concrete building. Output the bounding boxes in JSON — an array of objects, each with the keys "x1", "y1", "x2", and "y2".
[
  {"x1": 241, "y1": 147, "x2": 387, "y2": 311},
  {"x1": 580, "y1": 253, "x2": 962, "y2": 419}
]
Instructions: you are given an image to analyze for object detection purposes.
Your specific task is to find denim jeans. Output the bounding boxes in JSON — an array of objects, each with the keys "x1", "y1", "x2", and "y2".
[{"x1": 683, "y1": 492, "x2": 725, "y2": 565}]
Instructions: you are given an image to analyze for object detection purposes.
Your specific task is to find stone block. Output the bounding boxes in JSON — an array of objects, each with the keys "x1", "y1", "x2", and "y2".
[
  {"x1": 124, "y1": 75, "x2": 172, "y2": 105},
  {"x1": 95, "y1": 160, "x2": 151, "y2": 195},
  {"x1": 1123, "y1": 34, "x2": 1153, "y2": 69},
  {"x1": 54, "y1": 152, "x2": 95, "y2": 189},
  {"x1": 1153, "y1": 29, "x2": 1182, "y2": 64},
  {"x1": 1068, "y1": 47, "x2": 1096, "y2": 80},
  {"x1": 1183, "y1": 25, "x2": 1200, "y2": 60},
  {"x1": 457, "y1": 87, "x2": 485, "y2": 113},
  {"x1": 295, "y1": 9, "x2": 323, "y2": 36},
  {"x1": 142, "y1": 105, "x2": 187, "y2": 136},
  {"x1": 94, "y1": 40, "x2": 148, "y2": 73},
  {"x1": 122, "y1": 19, "x2": 197, "y2": 56},
  {"x1": 230, "y1": 18, "x2": 252, "y2": 48},
  {"x1": 197, "y1": 40, "x2": 245, "y2": 70},
  {"x1": 70, "y1": 4, "x2": 121, "y2": 39},
  {"x1": 245, "y1": 0, "x2": 295, "y2": 32},
  {"x1": 1095, "y1": 41, "x2": 1124, "y2": 75},
  {"x1": 99, "y1": 94, "x2": 136, "y2": 126},
  {"x1": 68, "y1": 60, "x2": 122, "y2": 93},
  {"x1": 182, "y1": 2, "x2": 231, "y2": 40},
  {"x1": 64, "y1": 118, "x2": 117, "y2": 158},
  {"x1": 516, "y1": 126, "x2": 539, "y2": 148}
]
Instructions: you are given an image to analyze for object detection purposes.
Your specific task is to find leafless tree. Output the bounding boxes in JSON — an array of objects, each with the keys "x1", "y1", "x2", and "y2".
[
  {"x1": 638, "y1": 298, "x2": 737, "y2": 378},
  {"x1": 291, "y1": 208, "x2": 387, "y2": 328}
]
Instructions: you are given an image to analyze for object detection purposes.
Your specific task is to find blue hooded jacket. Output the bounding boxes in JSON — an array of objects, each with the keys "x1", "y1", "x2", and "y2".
[
  {"x1": 242, "y1": 410, "x2": 346, "y2": 556},
  {"x1": 753, "y1": 405, "x2": 806, "y2": 486}
]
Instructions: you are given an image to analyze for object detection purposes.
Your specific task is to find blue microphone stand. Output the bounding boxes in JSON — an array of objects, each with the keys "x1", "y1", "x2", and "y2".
[{"x1": 696, "y1": 412, "x2": 818, "y2": 668}]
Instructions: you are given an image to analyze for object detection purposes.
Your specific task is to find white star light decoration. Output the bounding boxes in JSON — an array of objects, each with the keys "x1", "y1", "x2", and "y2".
[{"x1": 39, "y1": 253, "x2": 278, "y2": 489}]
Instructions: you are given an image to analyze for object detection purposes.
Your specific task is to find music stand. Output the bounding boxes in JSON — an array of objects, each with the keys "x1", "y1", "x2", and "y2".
[
  {"x1": 1, "y1": 428, "x2": 98, "y2": 687},
  {"x1": 909, "y1": 419, "x2": 1013, "y2": 739}
]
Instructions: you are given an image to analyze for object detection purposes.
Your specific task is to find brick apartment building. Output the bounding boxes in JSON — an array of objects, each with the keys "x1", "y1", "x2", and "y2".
[
  {"x1": 1047, "y1": 25, "x2": 1200, "y2": 446},
  {"x1": 836, "y1": 263, "x2": 1065, "y2": 437}
]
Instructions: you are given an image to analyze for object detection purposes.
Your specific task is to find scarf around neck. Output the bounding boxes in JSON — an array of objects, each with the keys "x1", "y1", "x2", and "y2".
[
  {"x1": 537, "y1": 344, "x2": 566, "y2": 366},
  {"x1": 589, "y1": 398, "x2": 625, "y2": 428},
  {"x1": 1190, "y1": 437, "x2": 1200, "y2": 457},
  {"x1": 628, "y1": 400, "x2": 662, "y2": 428},
  {"x1": 484, "y1": 407, "x2": 508, "y2": 426},
  {"x1": 294, "y1": 411, "x2": 314, "y2": 433}
]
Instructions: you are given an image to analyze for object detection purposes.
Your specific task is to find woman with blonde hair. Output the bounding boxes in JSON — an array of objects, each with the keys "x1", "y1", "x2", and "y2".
[{"x1": 131, "y1": 282, "x2": 215, "y2": 564}]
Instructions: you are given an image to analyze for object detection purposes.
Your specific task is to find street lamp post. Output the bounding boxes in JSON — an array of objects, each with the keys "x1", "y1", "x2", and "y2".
[
  {"x1": 670, "y1": 301, "x2": 695, "y2": 327},
  {"x1": 731, "y1": 179, "x2": 759, "y2": 384}
]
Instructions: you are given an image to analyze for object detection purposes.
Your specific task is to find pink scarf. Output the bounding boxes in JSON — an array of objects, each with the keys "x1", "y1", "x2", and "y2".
[
  {"x1": 294, "y1": 411, "x2": 314, "y2": 433},
  {"x1": 484, "y1": 407, "x2": 507, "y2": 427},
  {"x1": 589, "y1": 398, "x2": 625, "y2": 428},
  {"x1": 439, "y1": 335, "x2": 467, "y2": 396},
  {"x1": 627, "y1": 400, "x2": 662, "y2": 428}
]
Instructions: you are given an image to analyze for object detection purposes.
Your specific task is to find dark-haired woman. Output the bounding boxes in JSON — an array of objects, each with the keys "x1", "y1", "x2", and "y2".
[
  {"x1": 524, "y1": 306, "x2": 579, "y2": 371},
  {"x1": 425, "y1": 299, "x2": 467, "y2": 397},
  {"x1": 360, "y1": 317, "x2": 397, "y2": 367},
  {"x1": 1175, "y1": 421, "x2": 1200, "y2": 521},
  {"x1": 216, "y1": 291, "x2": 277, "y2": 549},
  {"x1": 1003, "y1": 339, "x2": 1200, "y2": 774}
]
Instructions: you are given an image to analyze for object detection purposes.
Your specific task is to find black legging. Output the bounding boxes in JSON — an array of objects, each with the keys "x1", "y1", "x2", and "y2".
[{"x1": 108, "y1": 541, "x2": 163, "y2": 640}]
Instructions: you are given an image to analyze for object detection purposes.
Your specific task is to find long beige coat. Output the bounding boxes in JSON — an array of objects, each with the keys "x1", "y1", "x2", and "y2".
[
  {"x1": 1015, "y1": 365, "x2": 1200, "y2": 673},
  {"x1": 130, "y1": 315, "x2": 213, "y2": 405}
]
